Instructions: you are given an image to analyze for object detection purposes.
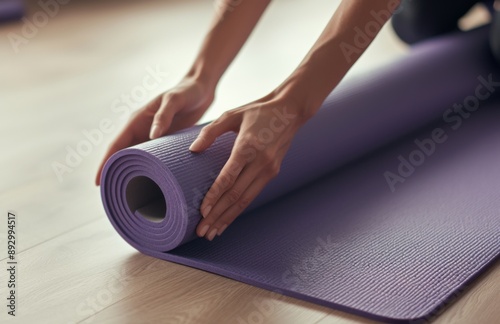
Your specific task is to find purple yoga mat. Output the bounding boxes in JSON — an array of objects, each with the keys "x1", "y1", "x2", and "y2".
[{"x1": 101, "y1": 26, "x2": 500, "y2": 322}]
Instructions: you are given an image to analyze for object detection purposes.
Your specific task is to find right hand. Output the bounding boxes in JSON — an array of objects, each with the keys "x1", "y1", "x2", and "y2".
[{"x1": 95, "y1": 77, "x2": 214, "y2": 185}]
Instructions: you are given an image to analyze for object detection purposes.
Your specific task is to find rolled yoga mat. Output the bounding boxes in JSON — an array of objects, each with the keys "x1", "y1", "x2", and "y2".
[{"x1": 101, "y1": 26, "x2": 500, "y2": 323}]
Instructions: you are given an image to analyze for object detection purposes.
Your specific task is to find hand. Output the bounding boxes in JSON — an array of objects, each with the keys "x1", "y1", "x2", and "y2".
[
  {"x1": 190, "y1": 94, "x2": 309, "y2": 240},
  {"x1": 95, "y1": 77, "x2": 214, "y2": 185}
]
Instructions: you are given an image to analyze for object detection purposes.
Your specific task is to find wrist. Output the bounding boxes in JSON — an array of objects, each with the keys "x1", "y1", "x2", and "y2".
[
  {"x1": 271, "y1": 72, "x2": 325, "y2": 123},
  {"x1": 184, "y1": 59, "x2": 219, "y2": 94},
  {"x1": 265, "y1": 89, "x2": 315, "y2": 128}
]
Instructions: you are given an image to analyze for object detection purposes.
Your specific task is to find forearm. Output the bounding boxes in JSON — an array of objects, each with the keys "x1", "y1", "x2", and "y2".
[
  {"x1": 276, "y1": 0, "x2": 400, "y2": 118},
  {"x1": 186, "y1": 0, "x2": 271, "y2": 89}
]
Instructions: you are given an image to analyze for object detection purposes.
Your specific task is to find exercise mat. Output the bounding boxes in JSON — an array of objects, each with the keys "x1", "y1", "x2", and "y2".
[{"x1": 101, "y1": 26, "x2": 500, "y2": 322}]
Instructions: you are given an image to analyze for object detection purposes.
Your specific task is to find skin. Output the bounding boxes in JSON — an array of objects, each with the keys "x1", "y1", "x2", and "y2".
[{"x1": 96, "y1": 0, "x2": 400, "y2": 241}]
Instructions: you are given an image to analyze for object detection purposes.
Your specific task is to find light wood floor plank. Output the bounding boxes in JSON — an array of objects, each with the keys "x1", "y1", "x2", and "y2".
[{"x1": 0, "y1": 218, "x2": 333, "y2": 324}]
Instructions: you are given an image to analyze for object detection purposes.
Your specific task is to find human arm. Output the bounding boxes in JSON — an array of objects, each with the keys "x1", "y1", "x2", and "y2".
[
  {"x1": 192, "y1": 0, "x2": 401, "y2": 240},
  {"x1": 95, "y1": 0, "x2": 272, "y2": 184}
]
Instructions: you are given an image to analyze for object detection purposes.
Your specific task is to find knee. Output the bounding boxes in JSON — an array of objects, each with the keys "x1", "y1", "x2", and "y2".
[
  {"x1": 391, "y1": 13, "x2": 437, "y2": 44},
  {"x1": 490, "y1": 12, "x2": 500, "y2": 64},
  {"x1": 391, "y1": 1, "x2": 456, "y2": 45}
]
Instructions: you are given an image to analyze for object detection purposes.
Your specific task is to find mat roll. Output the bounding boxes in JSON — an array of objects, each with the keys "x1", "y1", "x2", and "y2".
[{"x1": 101, "y1": 26, "x2": 500, "y2": 323}]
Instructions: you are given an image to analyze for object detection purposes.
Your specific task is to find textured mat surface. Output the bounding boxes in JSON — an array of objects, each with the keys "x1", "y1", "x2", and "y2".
[{"x1": 101, "y1": 27, "x2": 500, "y2": 322}]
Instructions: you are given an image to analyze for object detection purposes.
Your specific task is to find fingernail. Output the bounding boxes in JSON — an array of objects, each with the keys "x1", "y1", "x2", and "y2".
[
  {"x1": 199, "y1": 224, "x2": 210, "y2": 237},
  {"x1": 207, "y1": 228, "x2": 218, "y2": 241},
  {"x1": 189, "y1": 137, "x2": 203, "y2": 151},
  {"x1": 150, "y1": 125, "x2": 161, "y2": 139},
  {"x1": 202, "y1": 205, "x2": 212, "y2": 218},
  {"x1": 217, "y1": 224, "x2": 228, "y2": 236}
]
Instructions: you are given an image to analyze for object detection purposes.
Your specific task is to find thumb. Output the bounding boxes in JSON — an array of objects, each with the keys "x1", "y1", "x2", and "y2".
[{"x1": 189, "y1": 113, "x2": 238, "y2": 152}]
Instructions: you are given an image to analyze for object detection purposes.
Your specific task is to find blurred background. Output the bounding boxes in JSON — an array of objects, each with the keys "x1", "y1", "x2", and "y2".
[
  {"x1": 0, "y1": 0, "x2": 406, "y2": 223},
  {"x1": 0, "y1": 0, "x2": 493, "y2": 323},
  {"x1": 0, "y1": 0, "x2": 491, "y2": 272},
  {"x1": 0, "y1": 0, "x2": 408, "y2": 204}
]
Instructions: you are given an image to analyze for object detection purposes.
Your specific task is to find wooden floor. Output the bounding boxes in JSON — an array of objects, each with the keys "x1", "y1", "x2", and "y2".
[{"x1": 0, "y1": 0, "x2": 498, "y2": 323}]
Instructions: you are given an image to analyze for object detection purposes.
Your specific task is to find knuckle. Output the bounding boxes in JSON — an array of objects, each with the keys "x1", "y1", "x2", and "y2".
[
  {"x1": 210, "y1": 118, "x2": 224, "y2": 129},
  {"x1": 221, "y1": 110, "x2": 233, "y2": 118},
  {"x1": 199, "y1": 125, "x2": 213, "y2": 138},
  {"x1": 208, "y1": 120, "x2": 220, "y2": 129},
  {"x1": 165, "y1": 92, "x2": 180, "y2": 103},
  {"x1": 226, "y1": 189, "x2": 241, "y2": 204},
  {"x1": 261, "y1": 149, "x2": 275, "y2": 164},
  {"x1": 214, "y1": 177, "x2": 227, "y2": 190},
  {"x1": 241, "y1": 133, "x2": 256, "y2": 145},
  {"x1": 205, "y1": 186, "x2": 219, "y2": 200},
  {"x1": 227, "y1": 172, "x2": 238, "y2": 185},
  {"x1": 154, "y1": 110, "x2": 168, "y2": 121},
  {"x1": 221, "y1": 110, "x2": 237, "y2": 120},
  {"x1": 227, "y1": 162, "x2": 243, "y2": 177},
  {"x1": 218, "y1": 172, "x2": 234, "y2": 190},
  {"x1": 238, "y1": 197, "x2": 251, "y2": 209}
]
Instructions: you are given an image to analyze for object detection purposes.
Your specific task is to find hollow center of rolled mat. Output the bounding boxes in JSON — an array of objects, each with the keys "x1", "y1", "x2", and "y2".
[{"x1": 125, "y1": 176, "x2": 166, "y2": 223}]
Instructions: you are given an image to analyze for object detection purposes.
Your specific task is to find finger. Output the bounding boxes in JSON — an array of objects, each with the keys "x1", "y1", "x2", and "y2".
[
  {"x1": 149, "y1": 95, "x2": 181, "y2": 139},
  {"x1": 201, "y1": 145, "x2": 287, "y2": 239},
  {"x1": 95, "y1": 130, "x2": 134, "y2": 185},
  {"x1": 189, "y1": 112, "x2": 239, "y2": 152},
  {"x1": 199, "y1": 133, "x2": 254, "y2": 216},
  {"x1": 205, "y1": 176, "x2": 269, "y2": 240},
  {"x1": 201, "y1": 159, "x2": 254, "y2": 223},
  {"x1": 199, "y1": 155, "x2": 247, "y2": 218}
]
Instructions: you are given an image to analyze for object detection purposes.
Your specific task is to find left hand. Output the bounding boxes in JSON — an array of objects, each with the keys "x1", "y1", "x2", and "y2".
[{"x1": 189, "y1": 94, "x2": 310, "y2": 241}]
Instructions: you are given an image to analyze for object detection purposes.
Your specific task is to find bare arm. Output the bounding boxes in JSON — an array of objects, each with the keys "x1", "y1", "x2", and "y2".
[
  {"x1": 185, "y1": 0, "x2": 272, "y2": 91},
  {"x1": 96, "y1": 0, "x2": 272, "y2": 183},
  {"x1": 97, "y1": 0, "x2": 401, "y2": 240},
  {"x1": 192, "y1": 0, "x2": 401, "y2": 240},
  {"x1": 275, "y1": 0, "x2": 401, "y2": 116},
  {"x1": 148, "y1": 0, "x2": 273, "y2": 139}
]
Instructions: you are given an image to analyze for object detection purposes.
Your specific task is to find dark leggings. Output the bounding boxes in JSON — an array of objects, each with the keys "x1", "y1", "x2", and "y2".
[{"x1": 391, "y1": 0, "x2": 500, "y2": 62}]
